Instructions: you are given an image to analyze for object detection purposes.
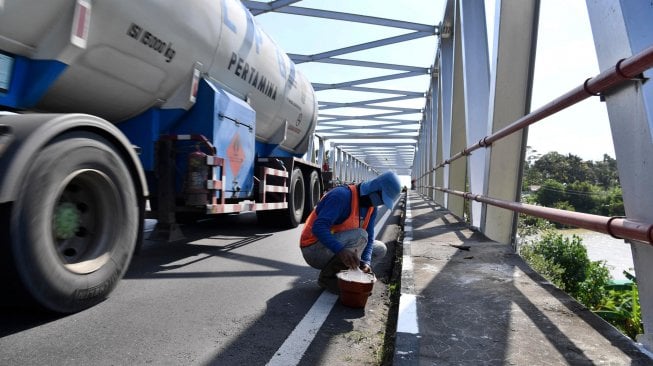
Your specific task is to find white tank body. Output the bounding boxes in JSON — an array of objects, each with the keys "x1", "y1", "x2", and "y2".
[{"x1": 0, "y1": 0, "x2": 317, "y2": 154}]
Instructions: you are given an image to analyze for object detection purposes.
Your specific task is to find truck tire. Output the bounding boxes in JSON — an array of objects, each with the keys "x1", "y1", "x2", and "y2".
[
  {"x1": 286, "y1": 168, "x2": 305, "y2": 227},
  {"x1": 303, "y1": 170, "x2": 321, "y2": 219},
  {"x1": 9, "y1": 132, "x2": 138, "y2": 313}
]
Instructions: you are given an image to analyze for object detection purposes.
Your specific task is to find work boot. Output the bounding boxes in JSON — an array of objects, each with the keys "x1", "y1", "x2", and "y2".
[{"x1": 318, "y1": 255, "x2": 348, "y2": 294}]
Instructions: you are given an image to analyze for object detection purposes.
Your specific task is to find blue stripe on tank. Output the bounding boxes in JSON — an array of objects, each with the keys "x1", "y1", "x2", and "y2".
[{"x1": 0, "y1": 55, "x2": 67, "y2": 109}]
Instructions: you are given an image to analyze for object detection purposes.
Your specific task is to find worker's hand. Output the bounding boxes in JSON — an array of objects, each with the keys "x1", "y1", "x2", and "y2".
[
  {"x1": 359, "y1": 263, "x2": 371, "y2": 273},
  {"x1": 337, "y1": 248, "x2": 360, "y2": 270}
]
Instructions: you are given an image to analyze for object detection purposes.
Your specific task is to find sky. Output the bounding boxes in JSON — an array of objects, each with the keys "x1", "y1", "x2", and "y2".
[
  {"x1": 254, "y1": 0, "x2": 615, "y2": 165},
  {"x1": 255, "y1": 0, "x2": 438, "y2": 136},
  {"x1": 514, "y1": 0, "x2": 615, "y2": 161}
]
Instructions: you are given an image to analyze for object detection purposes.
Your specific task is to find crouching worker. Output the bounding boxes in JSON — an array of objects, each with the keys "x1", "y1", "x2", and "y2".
[{"x1": 299, "y1": 171, "x2": 402, "y2": 293}]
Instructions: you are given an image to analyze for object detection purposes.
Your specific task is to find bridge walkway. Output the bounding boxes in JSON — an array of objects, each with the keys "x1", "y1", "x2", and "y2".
[{"x1": 393, "y1": 191, "x2": 651, "y2": 365}]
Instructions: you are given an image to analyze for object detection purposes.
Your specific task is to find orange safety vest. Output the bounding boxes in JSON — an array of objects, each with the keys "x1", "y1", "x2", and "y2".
[{"x1": 300, "y1": 184, "x2": 374, "y2": 247}]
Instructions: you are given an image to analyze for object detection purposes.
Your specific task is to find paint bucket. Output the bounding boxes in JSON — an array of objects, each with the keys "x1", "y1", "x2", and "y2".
[{"x1": 336, "y1": 270, "x2": 376, "y2": 308}]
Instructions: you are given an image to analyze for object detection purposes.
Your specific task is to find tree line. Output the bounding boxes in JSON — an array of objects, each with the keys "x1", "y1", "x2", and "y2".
[{"x1": 522, "y1": 149, "x2": 624, "y2": 216}]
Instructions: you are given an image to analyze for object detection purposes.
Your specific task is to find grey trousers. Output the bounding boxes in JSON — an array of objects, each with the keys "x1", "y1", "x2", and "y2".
[{"x1": 301, "y1": 228, "x2": 387, "y2": 269}]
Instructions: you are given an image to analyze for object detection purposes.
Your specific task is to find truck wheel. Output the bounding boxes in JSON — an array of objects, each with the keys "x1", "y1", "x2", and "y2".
[
  {"x1": 287, "y1": 168, "x2": 305, "y2": 227},
  {"x1": 10, "y1": 132, "x2": 138, "y2": 313},
  {"x1": 303, "y1": 170, "x2": 321, "y2": 219}
]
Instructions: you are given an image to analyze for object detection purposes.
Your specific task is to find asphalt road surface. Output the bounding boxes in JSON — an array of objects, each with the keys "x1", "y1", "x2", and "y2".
[{"x1": 0, "y1": 204, "x2": 401, "y2": 366}]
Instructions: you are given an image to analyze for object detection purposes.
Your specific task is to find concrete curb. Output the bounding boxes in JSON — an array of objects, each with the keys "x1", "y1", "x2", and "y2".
[{"x1": 393, "y1": 193, "x2": 420, "y2": 365}]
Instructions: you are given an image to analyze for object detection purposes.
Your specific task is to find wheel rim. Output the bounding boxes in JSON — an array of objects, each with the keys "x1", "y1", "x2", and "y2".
[{"x1": 51, "y1": 169, "x2": 118, "y2": 274}]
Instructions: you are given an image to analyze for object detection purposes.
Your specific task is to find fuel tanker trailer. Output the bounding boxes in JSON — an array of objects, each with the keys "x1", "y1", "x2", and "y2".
[{"x1": 0, "y1": 0, "x2": 322, "y2": 313}]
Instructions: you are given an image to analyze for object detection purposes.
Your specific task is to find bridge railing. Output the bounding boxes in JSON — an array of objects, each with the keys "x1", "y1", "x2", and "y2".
[
  {"x1": 416, "y1": 44, "x2": 653, "y2": 246},
  {"x1": 411, "y1": 0, "x2": 653, "y2": 351}
]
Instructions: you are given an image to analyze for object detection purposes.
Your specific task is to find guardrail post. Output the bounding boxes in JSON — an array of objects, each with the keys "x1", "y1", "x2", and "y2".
[
  {"x1": 482, "y1": 0, "x2": 539, "y2": 248},
  {"x1": 459, "y1": 0, "x2": 491, "y2": 229},
  {"x1": 434, "y1": 78, "x2": 445, "y2": 204},
  {"x1": 586, "y1": 0, "x2": 653, "y2": 350},
  {"x1": 439, "y1": 0, "x2": 466, "y2": 216},
  {"x1": 316, "y1": 137, "x2": 325, "y2": 167}
]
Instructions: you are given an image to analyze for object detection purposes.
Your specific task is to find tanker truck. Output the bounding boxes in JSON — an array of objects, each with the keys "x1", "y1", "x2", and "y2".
[{"x1": 0, "y1": 0, "x2": 323, "y2": 313}]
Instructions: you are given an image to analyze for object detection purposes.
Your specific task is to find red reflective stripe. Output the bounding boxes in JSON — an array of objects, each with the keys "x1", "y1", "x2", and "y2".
[{"x1": 75, "y1": 4, "x2": 88, "y2": 39}]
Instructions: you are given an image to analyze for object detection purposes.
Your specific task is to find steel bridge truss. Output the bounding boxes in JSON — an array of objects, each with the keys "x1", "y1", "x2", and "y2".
[{"x1": 245, "y1": 0, "x2": 439, "y2": 179}]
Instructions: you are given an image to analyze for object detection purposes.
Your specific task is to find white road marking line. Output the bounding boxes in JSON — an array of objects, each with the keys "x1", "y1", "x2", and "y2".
[
  {"x1": 267, "y1": 201, "x2": 397, "y2": 365},
  {"x1": 266, "y1": 291, "x2": 338, "y2": 366},
  {"x1": 396, "y1": 294, "x2": 418, "y2": 334},
  {"x1": 397, "y1": 194, "x2": 419, "y2": 334}
]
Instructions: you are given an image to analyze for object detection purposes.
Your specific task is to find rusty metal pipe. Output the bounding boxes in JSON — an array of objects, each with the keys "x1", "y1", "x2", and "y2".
[
  {"x1": 417, "y1": 44, "x2": 653, "y2": 180},
  {"x1": 432, "y1": 187, "x2": 653, "y2": 245}
]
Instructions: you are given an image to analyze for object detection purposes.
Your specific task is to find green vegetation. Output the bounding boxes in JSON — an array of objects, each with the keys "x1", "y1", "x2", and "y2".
[
  {"x1": 520, "y1": 149, "x2": 641, "y2": 339},
  {"x1": 386, "y1": 282, "x2": 399, "y2": 298},
  {"x1": 519, "y1": 230, "x2": 643, "y2": 340},
  {"x1": 517, "y1": 212, "x2": 553, "y2": 237},
  {"x1": 594, "y1": 274, "x2": 642, "y2": 340},
  {"x1": 521, "y1": 232, "x2": 609, "y2": 307},
  {"x1": 522, "y1": 150, "x2": 624, "y2": 217}
]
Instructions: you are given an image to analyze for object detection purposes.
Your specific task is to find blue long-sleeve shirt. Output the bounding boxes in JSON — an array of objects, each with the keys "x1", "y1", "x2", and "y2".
[{"x1": 310, "y1": 185, "x2": 377, "y2": 265}]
